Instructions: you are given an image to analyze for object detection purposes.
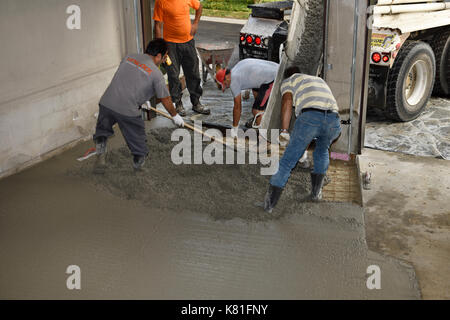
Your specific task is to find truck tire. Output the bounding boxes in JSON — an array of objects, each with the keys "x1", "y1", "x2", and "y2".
[
  {"x1": 431, "y1": 30, "x2": 450, "y2": 96},
  {"x1": 386, "y1": 41, "x2": 436, "y2": 122}
]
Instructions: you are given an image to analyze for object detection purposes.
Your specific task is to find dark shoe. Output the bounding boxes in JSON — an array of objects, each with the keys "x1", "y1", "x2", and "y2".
[
  {"x1": 175, "y1": 101, "x2": 186, "y2": 117},
  {"x1": 264, "y1": 184, "x2": 284, "y2": 213},
  {"x1": 132, "y1": 155, "x2": 146, "y2": 171},
  {"x1": 245, "y1": 117, "x2": 255, "y2": 128},
  {"x1": 93, "y1": 138, "x2": 107, "y2": 174},
  {"x1": 192, "y1": 102, "x2": 210, "y2": 115},
  {"x1": 311, "y1": 173, "x2": 326, "y2": 201}
]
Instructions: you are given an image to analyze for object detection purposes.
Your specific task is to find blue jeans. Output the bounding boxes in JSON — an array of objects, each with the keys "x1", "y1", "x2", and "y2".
[{"x1": 270, "y1": 110, "x2": 342, "y2": 188}]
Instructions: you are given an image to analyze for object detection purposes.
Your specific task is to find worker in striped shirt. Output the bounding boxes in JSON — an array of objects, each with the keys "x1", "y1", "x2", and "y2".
[{"x1": 264, "y1": 66, "x2": 342, "y2": 213}]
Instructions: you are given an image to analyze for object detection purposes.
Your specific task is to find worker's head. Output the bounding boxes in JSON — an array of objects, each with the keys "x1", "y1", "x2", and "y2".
[
  {"x1": 146, "y1": 38, "x2": 169, "y2": 66},
  {"x1": 284, "y1": 66, "x2": 302, "y2": 80},
  {"x1": 215, "y1": 68, "x2": 231, "y2": 92}
]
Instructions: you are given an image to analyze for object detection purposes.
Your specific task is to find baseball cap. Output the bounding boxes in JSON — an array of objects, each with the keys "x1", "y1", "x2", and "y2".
[{"x1": 215, "y1": 69, "x2": 226, "y2": 92}]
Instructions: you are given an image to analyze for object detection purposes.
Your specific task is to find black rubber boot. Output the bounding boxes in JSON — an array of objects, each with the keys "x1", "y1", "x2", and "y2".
[
  {"x1": 93, "y1": 137, "x2": 107, "y2": 174},
  {"x1": 311, "y1": 173, "x2": 326, "y2": 201},
  {"x1": 264, "y1": 184, "x2": 284, "y2": 213},
  {"x1": 132, "y1": 155, "x2": 146, "y2": 172}
]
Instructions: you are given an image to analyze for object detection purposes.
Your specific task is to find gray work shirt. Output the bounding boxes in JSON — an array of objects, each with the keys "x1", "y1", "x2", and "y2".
[
  {"x1": 99, "y1": 54, "x2": 169, "y2": 117},
  {"x1": 230, "y1": 58, "x2": 279, "y2": 98}
]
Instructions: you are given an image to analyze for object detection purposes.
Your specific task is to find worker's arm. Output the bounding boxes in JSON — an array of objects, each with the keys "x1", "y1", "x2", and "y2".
[
  {"x1": 190, "y1": 4, "x2": 202, "y2": 36},
  {"x1": 154, "y1": 21, "x2": 163, "y2": 39},
  {"x1": 232, "y1": 94, "x2": 242, "y2": 127},
  {"x1": 281, "y1": 92, "x2": 293, "y2": 131},
  {"x1": 160, "y1": 96, "x2": 177, "y2": 116}
]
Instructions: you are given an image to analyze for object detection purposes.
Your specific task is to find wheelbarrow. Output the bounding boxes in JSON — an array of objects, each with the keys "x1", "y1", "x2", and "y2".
[{"x1": 196, "y1": 42, "x2": 235, "y2": 83}]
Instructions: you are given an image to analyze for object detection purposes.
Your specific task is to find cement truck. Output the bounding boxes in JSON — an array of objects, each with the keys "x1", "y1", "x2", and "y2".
[
  {"x1": 239, "y1": 0, "x2": 450, "y2": 122},
  {"x1": 369, "y1": 0, "x2": 450, "y2": 121}
]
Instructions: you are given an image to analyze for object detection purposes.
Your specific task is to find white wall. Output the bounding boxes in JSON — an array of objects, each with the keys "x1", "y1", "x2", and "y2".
[{"x1": 0, "y1": 0, "x2": 142, "y2": 178}]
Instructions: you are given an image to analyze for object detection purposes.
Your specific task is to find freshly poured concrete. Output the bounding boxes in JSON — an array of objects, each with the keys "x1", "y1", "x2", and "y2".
[{"x1": 0, "y1": 127, "x2": 420, "y2": 299}]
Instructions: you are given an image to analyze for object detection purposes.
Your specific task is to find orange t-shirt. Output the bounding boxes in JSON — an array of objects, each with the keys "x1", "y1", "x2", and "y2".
[{"x1": 153, "y1": 0, "x2": 201, "y2": 43}]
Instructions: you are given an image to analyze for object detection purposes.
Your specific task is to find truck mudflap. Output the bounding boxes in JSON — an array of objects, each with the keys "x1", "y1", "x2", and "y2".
[{"x1": 368, "y1": 65, "x2": 389, "y2": 109}]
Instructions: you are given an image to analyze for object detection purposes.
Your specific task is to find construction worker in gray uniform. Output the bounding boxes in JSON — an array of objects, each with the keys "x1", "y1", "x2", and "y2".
[
  {"x1": 93, "y1": 38, "x2": 185, "y2": 174},
  {"x1": 264, "y1": 66, "x2": 342, "y2": 212}
]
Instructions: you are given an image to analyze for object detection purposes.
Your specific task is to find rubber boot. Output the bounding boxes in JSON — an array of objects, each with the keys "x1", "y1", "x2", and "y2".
[
  {"x1": 311, "y1": 173, "x2": 326, "y2": 201},
  {"x1": 132, "y1": 155, "x2": 146, "y2": 172},
  {"x1": 93, "y1": 138, "x2": 107, "y2": 174},
  {"x1": 264, "y1": 184, "x2": 284, "y2": 213}
]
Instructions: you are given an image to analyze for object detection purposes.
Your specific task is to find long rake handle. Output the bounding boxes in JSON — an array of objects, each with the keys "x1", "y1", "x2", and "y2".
[{"x1": 149, "y1": 106, "x2": 221, "y2": 143}]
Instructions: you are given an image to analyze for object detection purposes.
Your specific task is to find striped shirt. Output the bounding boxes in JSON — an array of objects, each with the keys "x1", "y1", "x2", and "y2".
[{"x1": 280, "y1": 73, "x2": 339, "y2": 117}]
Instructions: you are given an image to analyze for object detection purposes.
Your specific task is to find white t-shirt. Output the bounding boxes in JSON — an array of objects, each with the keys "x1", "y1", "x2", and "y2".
[{"x1": 230, "y1": 58, "x2": 279, "y2": 98}]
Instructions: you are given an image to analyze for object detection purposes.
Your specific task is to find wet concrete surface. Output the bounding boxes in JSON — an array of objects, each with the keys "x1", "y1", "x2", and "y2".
[
  {"x1": 365, "y1": 98, "x2": 450, "y2": 160},
  {"x1": 0, "y1": 127, "x2": 420, "y2": 299},
  {"x1": 359, "y1": 148, "x2": 450, "y2": 299}
]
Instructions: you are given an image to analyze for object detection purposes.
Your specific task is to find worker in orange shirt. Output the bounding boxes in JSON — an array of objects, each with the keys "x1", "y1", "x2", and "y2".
[{"x1": 153, "y1": 0, "x2": 210, "y2": 116}]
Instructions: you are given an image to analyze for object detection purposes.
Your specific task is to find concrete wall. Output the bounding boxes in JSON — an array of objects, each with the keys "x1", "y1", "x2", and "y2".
[{"x1": 0, "y1": 0, "x2": 142, "y2": 178}]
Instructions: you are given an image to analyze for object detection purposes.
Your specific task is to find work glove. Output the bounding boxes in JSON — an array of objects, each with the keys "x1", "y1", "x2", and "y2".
[
  {"x1": 278, "y1": 131, "x2": 290, "y2": 147},
  {"x1": 298, "y1": 152, "x2": 310, "y2": 169},
  {"x1": 172, "y1": 114, "x2": 185, "y2": 127},
  {"x1": 230, "y1": 126, "x2": 239, "y2": 139}
]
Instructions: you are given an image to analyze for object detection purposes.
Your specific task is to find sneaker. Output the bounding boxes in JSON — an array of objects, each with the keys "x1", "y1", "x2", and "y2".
[
  {"x1": 132, "y1": 155, "x2": 146, "y2": 171},
  {"x1": 192, "y1": 102, "x2": 210, "y2": 115},
  {"x1": 175, "y1": 101, "x2": 186, "y2": 117}
]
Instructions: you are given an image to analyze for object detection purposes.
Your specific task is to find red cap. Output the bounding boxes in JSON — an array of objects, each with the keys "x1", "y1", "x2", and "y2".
[{"x1": 215, "y1": 69, "x2": 226, "y2": 92}]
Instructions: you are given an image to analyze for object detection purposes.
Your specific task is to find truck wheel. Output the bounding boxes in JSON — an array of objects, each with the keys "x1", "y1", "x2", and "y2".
[
  {"x1": 431, "y1": 30, "x2": 450, "y2": 96},
  {"x1": 386, "y1": 41, "x2": 436, "y2": 122}
]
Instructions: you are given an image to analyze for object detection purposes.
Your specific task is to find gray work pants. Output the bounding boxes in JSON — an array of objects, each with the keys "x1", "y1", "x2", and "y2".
[{"x1": 93, "y1": 105, "x2": 148, "y2": 157}]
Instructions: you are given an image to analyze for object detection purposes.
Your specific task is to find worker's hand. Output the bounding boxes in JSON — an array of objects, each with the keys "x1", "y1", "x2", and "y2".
[
  {"x1": 141, "y1": 101, "x2": 151, "y2": 110},
  {"x1": 172, "y1": 114, "x2": 185, "y2": 127},
  {"x1": 230, "y1": 126, "x2": 239, "y2": 139},
  {"x1": 190, "y1": 22, "x2": 199, "y2": 36},
  {"x1": 278, "y1": 131, "x2": 290, "y2": 147}
]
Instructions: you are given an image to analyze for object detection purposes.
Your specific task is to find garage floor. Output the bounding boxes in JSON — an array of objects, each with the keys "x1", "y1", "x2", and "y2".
[
  {"x1": 359, "y1": 148, "x2": 450, "y2": 299},
  {"x1": 0, "y1": 127, "x2": 420, "y2": 300}
]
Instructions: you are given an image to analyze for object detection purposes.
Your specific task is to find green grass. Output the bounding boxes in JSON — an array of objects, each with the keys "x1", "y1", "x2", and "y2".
[{"x1": 191, "y1": 0, "x2": 279, "y2": 19}]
